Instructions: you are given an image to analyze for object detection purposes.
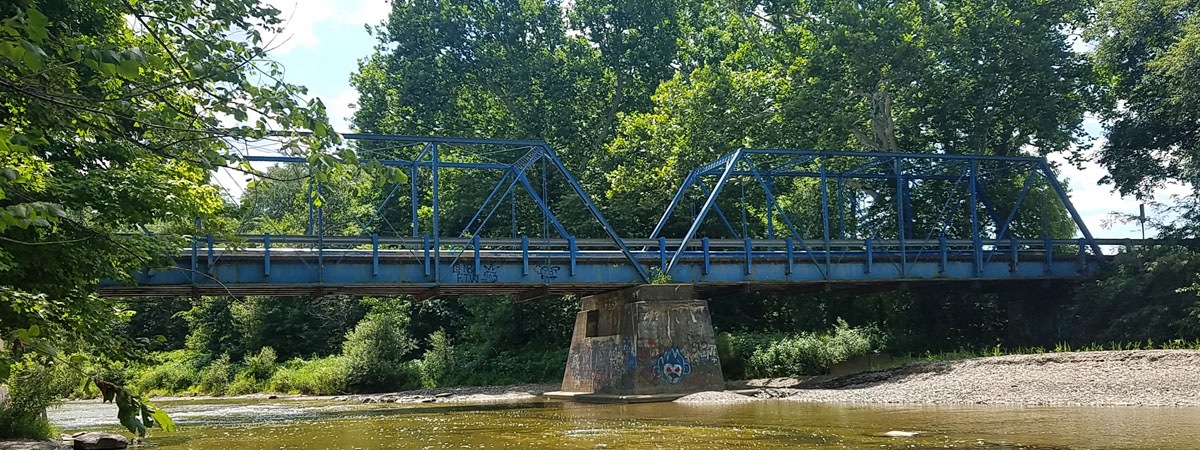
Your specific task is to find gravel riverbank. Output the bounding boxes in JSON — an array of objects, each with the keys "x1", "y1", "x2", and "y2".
[{"x1": 780, "y1": 350, "x2": 1200, "y2": 406}]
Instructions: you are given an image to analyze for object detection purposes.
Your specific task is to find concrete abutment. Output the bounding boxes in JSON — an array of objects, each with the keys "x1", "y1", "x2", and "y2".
[{"x1": 545, "y1": 284, "x2": 724, "y2": 403}]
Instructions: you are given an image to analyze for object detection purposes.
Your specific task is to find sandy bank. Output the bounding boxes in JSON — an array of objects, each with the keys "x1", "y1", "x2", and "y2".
[{"x1": 780, "y1": 350, "x2": 1200, "y2": 406}]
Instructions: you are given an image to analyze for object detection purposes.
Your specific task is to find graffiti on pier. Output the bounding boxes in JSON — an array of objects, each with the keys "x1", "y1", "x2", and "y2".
[
  {"x1": 535, "y1": 265, "x2": 560, "y2": 282},
  {"x1": 452, "y1": 263, "x2": 498, "y2": 283},
  {"x1": 652, "y1": 347, "x2": 691, "y2": 384},
  {"x1": 623, "y1": 338, "x2": 637, "y2": 371}
]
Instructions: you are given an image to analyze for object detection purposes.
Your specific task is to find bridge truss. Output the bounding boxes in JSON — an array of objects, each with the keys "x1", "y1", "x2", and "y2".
[{"x1": 99, "y1": 136, "x2": 1109, "y2": 299}]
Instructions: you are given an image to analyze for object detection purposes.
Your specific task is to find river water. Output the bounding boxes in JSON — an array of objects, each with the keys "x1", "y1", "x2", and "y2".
[{"x1": 48, "y1": 397, "x2": 1200, "y2": 449}]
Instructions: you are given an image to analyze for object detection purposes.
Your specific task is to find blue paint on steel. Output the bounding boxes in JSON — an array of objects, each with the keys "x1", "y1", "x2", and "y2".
[
  {"x1": 694, "y1": 180, "x2": 740, "y2": 238},
  {"x1": 702, "y1": 237, "x2": 710, "y2": 275},
  {"x1": 1010, "y1": 236, "x2": 1019, "y2": 272},
  {"x1": 865, "y1": 238, "x2": 873, "y2": 274},
  {"x1": 744, "y1": 238, "x2": 753, "y2": 275},
  {"x1": 1040, "y1": 161, "x2": 1104, "y2": 259},
  {"x1": 431, "y1": 143, "x2": 440, "y2": 283},
  {"x1": 206, "y1": 235, "x2": 214, "y2": 275},
  {"x1": 371, "y1": 234, "x2": 379, "y2": 277},
  {"x1": 648, "y1": 172, "x2": 694, "y2": 240},
  {"x1": 521, "y1": 235, "x2": 529, "y2": 276},
  {"x1": 1044, "y1": 236, "x2": 1054, "y2": 275},
  {"x1": 539, "y1": 144, "x2": 649, "y2": 283},
  {"x1": 473, "y1": 234, "x2": 481, "y2": 275},
  {"x1": 819, "y1": 162, "x2": 831, "y2": 279},
  {"x1": 658, "y1": 237, "x2": 667, "y2": 272},
  {"x1": 994, "y1": 163, "x2": 1037, "y2": 242},
  {"x1": 516, "y1": 174, "x2": 571, "y2": 239},
  {"x1": 423, "y1": 235, "x2": 431, "y2": 277},
  {"x1": 969, "y1": 160, "x2": 982, "y2": 277},
  {"x1": 669, "y1": 149, "x2": 742, "y2": 272},
  {"x1": 785, "y1": 237, "x2": 794, "y2": 275},
  {"x1": 264, "y1": 233, "x2": 271, "y2": 277},
  {"x1": 895, "y1": 157, "x2": 907, "y2": 278},
  {"x1": 568, "y1": 236, "x2": 577, "y2": 276},
  {"x1": 410, "y1": 163, "x2": 419, "y2": 236},
  {"x1": 190, "y1": 235, "x2": 198, "y2": 283},
  {"x1": 938, "y1": 235, "x2": 948, "y2": 273}
]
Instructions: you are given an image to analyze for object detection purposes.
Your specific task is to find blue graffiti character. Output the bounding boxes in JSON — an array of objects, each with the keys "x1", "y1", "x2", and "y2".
[{"x1": 653, "y1": 347, "x2": 691, "y2": 384}]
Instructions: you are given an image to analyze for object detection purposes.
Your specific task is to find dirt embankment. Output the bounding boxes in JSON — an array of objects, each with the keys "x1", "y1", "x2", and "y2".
[{"x1": 776, "y1": 350, "x2": 1200, "y2": 406}]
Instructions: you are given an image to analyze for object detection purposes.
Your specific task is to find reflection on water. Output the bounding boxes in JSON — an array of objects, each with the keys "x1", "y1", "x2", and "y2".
[{"x1": 49, "y1": 397, "x2": 1200, "y2": 450}]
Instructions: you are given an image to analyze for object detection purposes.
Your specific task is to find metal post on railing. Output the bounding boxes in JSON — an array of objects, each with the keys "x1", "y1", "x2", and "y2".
[
  {"x1": 206, "y1": 235, "x2": 214, "y2": 275},
  {"x1": 423, "y1": 235, "x2": 431, "y2": 277},
  {"x1": 1044, "y1": 235, "x2": 1054, "y2": 275},
  {"x1": 568, "y1": 236, "x2": 577, "y2": 277},
  {"x1": 864, "y1": 238, "x2": 873, "y2": 274},
  {"x1": 701, "y1": 237, "x2": 710, "y2": 276},
  {"x1": 1010, "y1": 236, "x2": 1019, "y2": 273},
  {"x1": 785, "y1": 237, "x2": 794, "y2": 276},
  {"x1": 658, "y1": 236, "x2": 667, "y2": 273},
  {"x1": 264, "y1": 233, "x2": 271, "y2": 277},
  {"x1": 744, "y1": 237, "x2": 753, "y2": 275},
  {"x1": 473, "y1": 234, "x2": 481, "y2": 276},
  {"x1": 938, "y1": 234, "x2": 947, "y2": 274},
  {"x1": 371, "y1": 234, "x2": 379, "y2": 277},
  {"x1": 521, "y1": 235, "x2": 530, "y2": 276}
]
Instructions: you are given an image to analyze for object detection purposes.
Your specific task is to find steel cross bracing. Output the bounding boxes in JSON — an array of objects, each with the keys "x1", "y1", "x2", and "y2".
[{"x1": 100, "y1": 137, "x2": 1115, "y2": 299}]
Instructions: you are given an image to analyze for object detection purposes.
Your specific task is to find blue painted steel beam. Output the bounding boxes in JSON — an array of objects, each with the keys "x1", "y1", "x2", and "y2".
[{"x1": 1039, "y1": 161, "x2": 1105, "y2": 259}]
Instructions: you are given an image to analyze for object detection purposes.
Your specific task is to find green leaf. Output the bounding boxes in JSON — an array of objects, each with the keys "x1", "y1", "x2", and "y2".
[
  {"x1": 25, "y1": 8, "x2": 48, "y2": 43},
  {"x1": 69, "y1": 354, "x2": 87, "y2": 365},
  {"x1": 27, "y1": 324, "x2": 39, "y2": 337},
  {"x1": 118, "y1": 59, "x2": 140, "y2": 78}
]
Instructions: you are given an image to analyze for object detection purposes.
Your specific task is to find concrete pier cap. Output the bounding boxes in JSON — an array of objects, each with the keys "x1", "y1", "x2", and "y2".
[{"x1": 545, "y1": 284, "x2": 725, "y2": 403}]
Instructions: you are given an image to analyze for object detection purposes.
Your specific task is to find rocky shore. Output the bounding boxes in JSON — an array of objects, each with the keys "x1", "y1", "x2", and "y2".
[
  {"x1": 767, "y1": 350, "x2": 1200, "y2": 406},
  {"x1": 332, "y1": 383, "x2": 559, "y2": 405}
]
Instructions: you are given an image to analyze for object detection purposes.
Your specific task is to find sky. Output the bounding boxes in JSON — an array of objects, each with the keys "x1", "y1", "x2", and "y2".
[{"x1": 237, "y1": 0, "x2": 1188, "y2": 241}]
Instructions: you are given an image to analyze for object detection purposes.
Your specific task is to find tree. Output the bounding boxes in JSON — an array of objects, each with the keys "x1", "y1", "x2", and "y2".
[
  {"x1": 1089, "y1": 0, "x2": 1200, "y2": 197},
  {"x1": 1, "y1": 0, "x2": 342, "y2": 437}
]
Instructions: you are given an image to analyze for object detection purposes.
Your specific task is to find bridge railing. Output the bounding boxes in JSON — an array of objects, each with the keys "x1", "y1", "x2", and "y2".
[{"x1": 177, "y1": 233, "x2": 1115, "y2": 281}]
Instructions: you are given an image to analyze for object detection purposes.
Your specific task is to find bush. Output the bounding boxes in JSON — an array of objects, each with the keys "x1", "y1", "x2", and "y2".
[
  {"x1": 420, "y1": 330, "x2": 453, "y2": 388},
  {"x1": 197, "y1": 354, "x2": 232, "y2": 395},
  {"x1": 0, "y1": 364, "x2": 59, "y2": 439},
  {"x1": 241, "y1": 347, "x2": 278, "y2": 381},
  {"x1": 267, "y1": 356, "x2": 350, "y2": 395},
  {"x1": 342, "y1": 314, "x2": 420, "y2": 392},
  {"x1": 439, "y1": 347, "x2": 567, "y2": 386},
  {"x1": 133, "y1": 350, "x2": 203, "y2": 396},
  {"x1": 724, "y1": 320, "x2": 882, "y2": 379}
]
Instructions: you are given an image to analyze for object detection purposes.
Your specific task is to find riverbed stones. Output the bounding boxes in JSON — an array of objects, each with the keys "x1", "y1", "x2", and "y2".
[
  {"x1": 0, "y1": 440, "x2": 69, "y2": 450},
  {"x1": 70, "y1": 432, "x2": 128, "y2": 450}
]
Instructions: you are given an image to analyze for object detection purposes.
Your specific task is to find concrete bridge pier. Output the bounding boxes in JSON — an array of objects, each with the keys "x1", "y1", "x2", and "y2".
[{"x1": 545, "y1": 284, "x2": 725, "y2": 402}]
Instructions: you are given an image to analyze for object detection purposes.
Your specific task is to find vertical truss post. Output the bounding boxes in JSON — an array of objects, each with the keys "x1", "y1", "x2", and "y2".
[
  {"x1": 521, "y1": 235, "x2": 529, "y2": 276},
  {"x1": 970, "y1": 159, "x2": 982, "y2": 277},
  {"x1": 837, "y1": 177, "x2": 846, "y2": 239},
  {"x1": 371, "y1": 234, "x2": 379, "y2": 277},
  {"x1": 431, "y1": 142, "x2": 441, "y2": 282},
  {"x1": 668, "y1": 150, "x2": 742, "y2": 273},
  {"x1": 264, "y1": 233, "x2": 271, "y2": 277},
  {"x1": 316, "y1": 179, "x2": 324, "y2": 283},
  {"x1": 701, "y1": 237, "x2": 710, "y2": 276},
  {"x1": 895, "y1": 157, "x2": 907, "y2": 277},
  {"x1": 820, "y1": 161, "x2": 832, "y2": 279},
  {"x1": 766, "y1": 176, "x2": 775, "y2": 239},
  {"x1": 785, "y1": 237, "x2": 794, "y2": 275},
  {"x1": 658, "y1": 237, "x2": 667, "y2": 273},
  {"x1": 472, "y1": 234, "x2": 481, "y2": 276},
  {"x1": 864, "y1": 237, "x2": 873, "y2": 274},
  {"x1": 306, "y1": 175, "x2": 315, "y2": 236},
  {"x1": 1044, "y1": 235, "x2": 1053, "y2": 275},
  {"x1": 410, "y1": 163, "x2": 419, "y2": 237},
  {"x1": 744, "y1": 237, "x2": 753, "y2": 275}
]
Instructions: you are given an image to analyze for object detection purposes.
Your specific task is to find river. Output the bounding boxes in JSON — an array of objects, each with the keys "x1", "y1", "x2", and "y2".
[{"x1": 48, "y1": 397, "x2": 1200, "y2": 449}]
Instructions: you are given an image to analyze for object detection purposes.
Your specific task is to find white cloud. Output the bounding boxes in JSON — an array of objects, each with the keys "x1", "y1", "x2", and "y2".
[
  {"x1": 324, "y1": 89, "x2": 360, "y2": 132},
  {"x1": 262, "y1": 0, "x2": 391, "y2": 55}
]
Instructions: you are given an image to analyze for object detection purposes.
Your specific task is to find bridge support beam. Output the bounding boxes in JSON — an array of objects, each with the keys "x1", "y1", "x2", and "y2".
[{"x1": 546, "y1": 284, "x2": 724, "y2": 403}]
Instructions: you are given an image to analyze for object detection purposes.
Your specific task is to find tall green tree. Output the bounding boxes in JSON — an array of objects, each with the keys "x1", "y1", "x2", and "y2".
[
  {"x1": 0, "y1": 0, "x2": 340, "y2": 392},
  {"x1": 1089, "y1": 0, "x2": 1200, "y2": 197}
]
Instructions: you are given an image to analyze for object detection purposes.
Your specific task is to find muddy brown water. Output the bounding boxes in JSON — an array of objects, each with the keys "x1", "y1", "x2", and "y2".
[{"x1": 48, "y1": 397, "x2": 1200, "y2": 449}]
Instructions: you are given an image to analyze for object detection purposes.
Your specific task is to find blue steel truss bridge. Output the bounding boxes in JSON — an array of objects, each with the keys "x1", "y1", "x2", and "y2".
[{"x1": 98, "y1": 135, "x2": 1122, "y2": 300}]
